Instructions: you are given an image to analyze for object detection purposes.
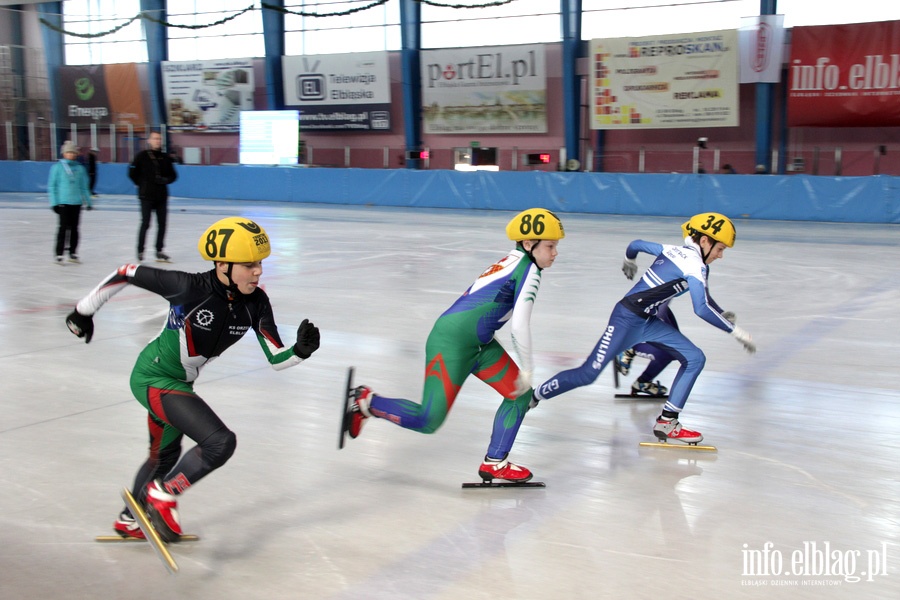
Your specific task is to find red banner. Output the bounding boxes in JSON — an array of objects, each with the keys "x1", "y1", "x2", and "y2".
[{"x1": 788, "y1": 21, "x2": 900, "y2": 127}]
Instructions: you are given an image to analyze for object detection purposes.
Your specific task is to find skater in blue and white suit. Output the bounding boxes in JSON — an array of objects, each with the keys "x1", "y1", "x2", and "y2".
[{"x1": 533, "y1": 212, "x2": 756, "y2": 444}]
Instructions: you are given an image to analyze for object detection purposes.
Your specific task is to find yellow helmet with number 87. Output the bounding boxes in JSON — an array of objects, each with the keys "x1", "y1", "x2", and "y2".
[
  {"x1": 506, "y1": 208, "x2": 565, "y2": 242},
  {"x1": 198, "y1": 217, "x2": 271, "y2": 263}
]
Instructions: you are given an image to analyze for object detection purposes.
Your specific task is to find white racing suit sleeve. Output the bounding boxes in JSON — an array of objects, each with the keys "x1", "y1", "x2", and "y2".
[{"x1": 75, "y1": 264, "x2": 139, "y2": 316}]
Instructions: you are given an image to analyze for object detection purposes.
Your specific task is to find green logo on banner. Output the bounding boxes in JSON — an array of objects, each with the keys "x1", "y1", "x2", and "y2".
[{"x1": 75, "y1": 77, "x2": 95, "y2": 101}]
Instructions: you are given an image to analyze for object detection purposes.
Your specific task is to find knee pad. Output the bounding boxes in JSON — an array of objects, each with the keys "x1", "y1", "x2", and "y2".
[{"x1": 200, "y1": 428, "x2": 237, "y2": 470}]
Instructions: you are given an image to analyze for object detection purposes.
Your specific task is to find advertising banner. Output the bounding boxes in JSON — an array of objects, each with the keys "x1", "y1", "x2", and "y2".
[
  {"x1": 421, "y1": 44, "x2": 546, "y2": 134},
  {"x1": 788, "y1": 21, "x2": 900, "y2": 127},
  {"x1": 738, "y1": 14, "x2": 785, "y2": 83},
  {"x1": 55, "y1": 64, "x2": 146, "y2": 129},
  {"x1": 162, "y1": 58, "x2": 255, "y2": 131},
  {"x1": 590, "y1": 30, "x2": 739, "y2": 130},
  {"x1": 282, "y1": 51, "x2": 391, "y2": 131}
]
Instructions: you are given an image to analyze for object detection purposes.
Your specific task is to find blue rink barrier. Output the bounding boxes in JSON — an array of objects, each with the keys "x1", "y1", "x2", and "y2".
[{"x1": 2, "y1": 161, "x2": 898, "y2": 224}]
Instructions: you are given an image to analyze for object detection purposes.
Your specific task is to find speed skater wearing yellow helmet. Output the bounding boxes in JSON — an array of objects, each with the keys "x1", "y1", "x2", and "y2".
[
  {"x1": 198, "y1": 217, "x2": 271, "y2": 263},
  {"x1": 681, "y1": 212, "x2": 736, "y2": 248},
  {"x1": 506, "y1": 208, "x2": 566, "y2": 242}
]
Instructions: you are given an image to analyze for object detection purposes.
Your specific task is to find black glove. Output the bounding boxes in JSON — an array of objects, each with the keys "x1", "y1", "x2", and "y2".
[
  {"x1": 86, "y1": 205, "x2": 94, "y2": 211},
  {"x1": 52, "y1": 205, "x2": 61, "y2": 214},
  {"x1": 293, "y1": 318, "x2": 320, "y2": 359},
  {"x1": 66, "y1": 309, "x2": 94, "y2": 343}
]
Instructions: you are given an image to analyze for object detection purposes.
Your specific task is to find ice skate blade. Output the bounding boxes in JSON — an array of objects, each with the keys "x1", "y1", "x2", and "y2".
[
  {"x1": 95, "y1": 534, "x2": 199, "y2": 543},
  {"x1": 615, "y1": 393, "x2": 668, "y2": 399},
  {"x1": 462, "y1": 481, "x2": 546, "y2": 489},
  {"x1": 120, "y1": 487, "x2": 179, "y2": 573},
  {"x1": 338, "y1": 367, "x2": 355, "y2": 449},
  {"x1": 639, "y1": 441, "x2": 717, "y2": 452}
]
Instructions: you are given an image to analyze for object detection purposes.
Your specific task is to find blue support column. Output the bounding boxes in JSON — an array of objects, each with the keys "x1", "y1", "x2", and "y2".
[
  {"x1": 755, "y1": 0, "x2": 777, "y2": 172},
  {"x1": 140, "y1": 0, "x2": 168, "y2": 129},
  {"x1": 37, "y1": 2, "x2": 65, "y2": 130},
  {"x1": 399, "y1": 0, "x2": 422, "y2": 169},
  {"x1": 561, "y1": 0, "x2": 582, "y2": 170},
  {"x1": 261, "y1": 0, "x2": 285, "y2": 110}
]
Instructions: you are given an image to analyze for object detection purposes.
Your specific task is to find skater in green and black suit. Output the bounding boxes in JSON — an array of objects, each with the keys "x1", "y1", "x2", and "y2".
[
  {"x1": 65, "y1": 217, "x2": 320, "y2": 540},
  {"x1": 342, "y1": 208, "x2": 564, "y2": 483}
]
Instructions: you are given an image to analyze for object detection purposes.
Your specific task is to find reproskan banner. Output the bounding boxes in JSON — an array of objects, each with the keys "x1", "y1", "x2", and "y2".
[
  {"x1": 590, "y1": 30, "x2": 739, "y2": 130},
  {"x1": 788, "y1": 20, "x2": 900, "y2": 127}
]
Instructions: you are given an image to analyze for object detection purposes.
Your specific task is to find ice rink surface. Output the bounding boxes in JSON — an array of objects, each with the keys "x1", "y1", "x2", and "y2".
[{"x1": 1, "y1": 192, "x2": 898, "y2": 599}]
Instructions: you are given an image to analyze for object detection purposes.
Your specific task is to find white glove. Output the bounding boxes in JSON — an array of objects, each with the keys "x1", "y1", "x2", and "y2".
[
  {"x1": 721, "y1": 311, "x2": 736, "y2": 325},
  {"x1": 622, "y1": 258, "x2": 638, "y2": 280},
  {"x1": 513, "y1": 370, "x2": 533, "y2": 398},
  {"x1": 731, "y1": 326, "x2": 756, "y2": 354}
]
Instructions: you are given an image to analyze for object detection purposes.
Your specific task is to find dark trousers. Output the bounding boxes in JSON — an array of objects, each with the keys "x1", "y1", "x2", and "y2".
[
  {"x1": 138, "y1": 197, "x2": 168, "y2": 254},
  {"x1": 55, "y1": 204, "x2": 82, "y2": 257}
]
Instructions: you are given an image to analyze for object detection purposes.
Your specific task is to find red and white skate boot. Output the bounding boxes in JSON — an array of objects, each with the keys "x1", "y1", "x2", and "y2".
[
  {"x1": 653, "y1": 416, "x2": 703, "y2": 444},
  {"x1": 348, "y1": 386, "x2": 375, "y2": 438},
  {"x1": 145, "y1": 480, "x2": 182, "y2": 542},
  {"x1": 478, "y1": 456, "x2": 533, "y2": 483},
  {"x1": 113, "y1": 510, "x2": 145, "y2": 539}
]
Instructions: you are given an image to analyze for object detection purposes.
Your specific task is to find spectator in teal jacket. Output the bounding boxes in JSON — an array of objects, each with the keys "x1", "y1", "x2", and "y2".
[{"x1": 49, "y1": 140, "x2": 92, "y2": 264}]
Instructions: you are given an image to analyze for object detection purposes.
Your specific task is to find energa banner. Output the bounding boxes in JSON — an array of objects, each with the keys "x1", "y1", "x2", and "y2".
[
  {"x1": 590, "y1": 30, "x2": 739, "y2": 129},
  {"x1": 55, "y1": 63, "x2": 146, "y2": 129}
]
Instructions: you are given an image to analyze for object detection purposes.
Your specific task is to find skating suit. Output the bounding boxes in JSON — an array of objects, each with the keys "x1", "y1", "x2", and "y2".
[
  {"x1": 535, "y1": 238, "x2": 734, "y2": 414},
  {"x1": 368, "y1": 246, "x2": 541, "y2": 458},
  {"x1": 75, "y1": 265, "x2": 303, "y2": 493}
]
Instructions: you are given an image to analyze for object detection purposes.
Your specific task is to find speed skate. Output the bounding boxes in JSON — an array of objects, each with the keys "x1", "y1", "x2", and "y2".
[
  {"x1": 639, "y1": 440, "x2": 717, "y2": 452},
  {"x1": 462, "y1": 481, "x2": 547, "y2": 489},
  {"x1": 338, "y1": 366, "x2": 355, "y2": 449},
  {"x1": 116, "y1": 487, "x2": 185, "y2": 573}
]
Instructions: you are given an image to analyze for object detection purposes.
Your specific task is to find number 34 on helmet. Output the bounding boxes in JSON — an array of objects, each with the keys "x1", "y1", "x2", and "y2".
[
  {"x1": 681, "y1": 212, "x2": 736, "y2": 248},
  {"x1": 198, "y1": 217, "x2": 272, "y2": 263},
  {"x1": 506, "y1": 208, "x2": 566, "y2": 242}
]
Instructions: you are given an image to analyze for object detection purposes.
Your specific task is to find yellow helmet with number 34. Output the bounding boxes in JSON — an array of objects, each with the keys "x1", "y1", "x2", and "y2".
[
  {"x1": 506, "y1": 208, "x2": 566, "y2": 242},
  {"x1": 681, "y1": 212, "x2": 736, "y2": 248},
  {"x1": 198, "y1": 217, "x2": 271, "y2": 263}
]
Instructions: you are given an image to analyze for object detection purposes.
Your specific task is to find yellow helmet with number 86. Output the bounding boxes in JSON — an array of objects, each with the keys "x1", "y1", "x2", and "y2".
[
  {"x1": 506, "y1": 208, "x2": 565, "y2": 242},
  {"x1": 198, "y1": 217, "x2": 271, "y2": 263}
]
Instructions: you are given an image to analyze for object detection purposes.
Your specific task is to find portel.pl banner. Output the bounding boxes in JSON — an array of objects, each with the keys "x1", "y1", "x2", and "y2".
[
  {"x1": 788, "y1": 20, "x2": 900, "y2": 127},
  {"x1": 282, "y1": 51, "x2": 391, "y2": 131},
  {"x1": 590, "y1": 30, "x2": 739, "y2": 129},
  {"x1": 421, "y1": 44, "x2": 547, "y2": 134}
]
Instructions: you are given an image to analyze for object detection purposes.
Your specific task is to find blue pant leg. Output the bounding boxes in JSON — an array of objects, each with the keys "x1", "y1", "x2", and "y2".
[
  {"x1": 632, "y1": 342, "x2": 676, "y2": 381},
  {"x1": 535, "y1": 304, "x2": 644, "y2": 401},
  {"x1": 638, "y1": 319, "x2": 705, "y2": 413}
]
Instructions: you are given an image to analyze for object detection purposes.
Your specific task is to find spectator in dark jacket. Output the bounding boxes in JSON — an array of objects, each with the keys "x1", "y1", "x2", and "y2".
[{"x1": 129, "y1": 131, "x2": 177, "y2": 262}]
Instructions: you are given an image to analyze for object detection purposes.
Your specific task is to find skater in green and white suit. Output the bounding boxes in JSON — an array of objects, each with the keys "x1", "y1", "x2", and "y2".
[
  {"x1": 65, "y1": 217, "x2": 320, "y2": 540},
  {"x1": 344, "y1": 208, "x2": 564, "y2": 483}
]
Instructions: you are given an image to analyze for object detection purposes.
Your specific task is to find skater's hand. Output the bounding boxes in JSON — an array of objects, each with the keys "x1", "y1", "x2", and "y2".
[
  {"x1": 66, "y1": 309, "x2": 94, "y2": 343},
  {"x1": 52, "y1": 205, "x2": 61, "y2": 214},
  {"x1": 731, "y1": 326, "x2": 756, "y2": 354},
  {"x1": 721, "y1": 311, "x2": 736, "y2": 325},
  {"x1": 293, "y1": 318, "x2": 320, "y2": 359},
  {"x1": 513, "y1": 369, "x2": 533, "y2": 397},
  {"x1": 528, "y1": 392, "x2": 540, "y2": 411},
  {"x1": 622, "y1": 258, "x2": 638, "y2": 280}
]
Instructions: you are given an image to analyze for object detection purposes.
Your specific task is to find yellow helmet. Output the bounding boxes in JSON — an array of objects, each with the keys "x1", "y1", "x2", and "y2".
[
  {"x1": 681, "y1": 212, "x2": 736, "y2": 248},
  {"x1": 198, "y1": 217, "x2": 271, "y2": 262},
  {"x1": 506, "y1": 208, "x2": 565, "y2": 242}
]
